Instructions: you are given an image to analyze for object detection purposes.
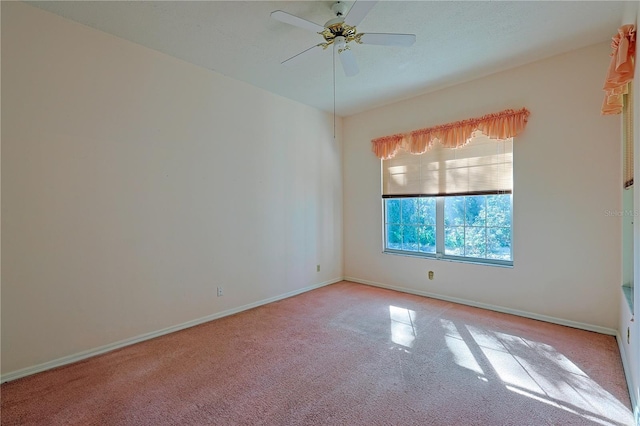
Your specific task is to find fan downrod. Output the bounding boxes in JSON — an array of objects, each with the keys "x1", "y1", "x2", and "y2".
[{"x1": 330, "y1": 1, "x2": 348, "y2": 17}]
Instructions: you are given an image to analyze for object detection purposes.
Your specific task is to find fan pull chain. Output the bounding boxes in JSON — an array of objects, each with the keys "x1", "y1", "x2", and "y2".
[{"x1": 333, "y1": 44, "x2": 336, "y2": 139}]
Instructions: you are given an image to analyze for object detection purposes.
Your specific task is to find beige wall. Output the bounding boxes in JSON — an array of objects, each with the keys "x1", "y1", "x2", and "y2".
[
  {"x1": 1, "y1": 2, "x2": 343, "y2": 375},
  {"x1": 343, "y1": 42, "x2": 622, "y2": 331}
]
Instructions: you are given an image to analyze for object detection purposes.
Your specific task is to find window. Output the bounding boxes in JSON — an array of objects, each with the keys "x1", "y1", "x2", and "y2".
[
  {"x1": 384, "y1": 195, "x2": 512, "y2": 265},
  {"x1": 382, "y1": 133, "x2": 513, "y2": 266}
]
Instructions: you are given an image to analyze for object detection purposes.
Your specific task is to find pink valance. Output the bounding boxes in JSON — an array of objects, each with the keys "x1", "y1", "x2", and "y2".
[
  {"x1": 602, "y1": 24, "x2": 636, "y2": 115},
  {"x1": 371, "y1": 108, "x2": 530, "y2": 160}
]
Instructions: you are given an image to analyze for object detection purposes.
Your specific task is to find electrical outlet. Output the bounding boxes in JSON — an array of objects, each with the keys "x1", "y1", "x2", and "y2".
[
  {"x1": 317, "y1": 264, "x2": 320, "y2": 272},
  {"x1": 217, "y1": 286, "x2": 224, "y2": 297},
  {"x1": 428, "y1": 271, "x2": 434, "y2": 280}
]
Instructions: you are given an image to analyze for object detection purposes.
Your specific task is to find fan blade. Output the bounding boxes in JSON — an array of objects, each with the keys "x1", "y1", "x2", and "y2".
[
  {"x1": 337, "y1": 46, "x2": 359, "y2": 77},
  {"x1": 358, "y1": 33, "x2": 416, "y2": 47},
  {"x1": 282, "y1": 44, "x2": 324, "y2": 66},
  {"x1": 271, "y1": 10, "x2": 325, "y2": 33},
  {"x1": 344, "y1": 0, "x2": 378, "y2": 27}
]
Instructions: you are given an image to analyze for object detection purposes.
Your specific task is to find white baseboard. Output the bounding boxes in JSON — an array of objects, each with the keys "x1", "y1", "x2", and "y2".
[
  {"x1": 1, "y1": 278, "x2": 342, "y2": 383},
  {"x1": 2, "y1": 276, "x2": 624, "y2": 386},
  {"x1": 344, "y1": 276, "x2": 618, "y2": 336}
]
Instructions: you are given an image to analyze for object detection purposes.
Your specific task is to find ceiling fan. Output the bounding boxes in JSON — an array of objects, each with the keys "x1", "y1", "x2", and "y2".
[{"x1": 271, "y1": 1, "x2": 416, "y2": 77}]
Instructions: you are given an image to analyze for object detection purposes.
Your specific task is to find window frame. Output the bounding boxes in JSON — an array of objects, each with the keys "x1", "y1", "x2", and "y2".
[{"x1": 382, "y1": 194, "x2": 514, "y2": 267}]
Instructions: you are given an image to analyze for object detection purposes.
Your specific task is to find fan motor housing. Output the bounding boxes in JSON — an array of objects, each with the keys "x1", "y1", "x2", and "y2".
[{"x1": 321, "y1": 19, "x2": 358, "y2": 43}]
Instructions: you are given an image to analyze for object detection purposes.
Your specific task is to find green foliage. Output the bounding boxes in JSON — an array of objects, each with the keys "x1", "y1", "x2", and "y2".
[
  {"x1": 386, "y1": 198, "x2": 436, "y2": 251},
  {"x1": 445, "y1": 227, "x2": 464, "y2": 255},
  {"x1": 445, "y1": 197, "x2": 464, "y2": 226},
  {"x1": 385, "y1": 195, "x2": 511, "y2": 260},
  {"x1": 387, "y1": 199, "x2": 401, "y2": 223}
]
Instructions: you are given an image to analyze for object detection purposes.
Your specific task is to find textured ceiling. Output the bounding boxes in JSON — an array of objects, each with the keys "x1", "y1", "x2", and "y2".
[{"x1": 27, "y1": 1, "x2": 633, "y2": 116}]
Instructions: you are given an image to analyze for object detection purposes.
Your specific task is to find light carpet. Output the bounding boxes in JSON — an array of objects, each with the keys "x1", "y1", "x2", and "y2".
[{"x1": 1, "y1": 281, "x2": 634, "y2": 425}]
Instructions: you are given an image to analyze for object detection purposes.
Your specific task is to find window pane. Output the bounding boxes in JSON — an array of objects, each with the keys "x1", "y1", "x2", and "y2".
[
  {"x1": 465, "y1": 196, "x2": 486, "y2": 226},
  {"x1": 418, "y1": 225, "x2": 436, "y2": 253},
  {"x1": 386, "y1": 199, "x2": 401, "y2": 224},
  {"x1": 486, "y1": 195, "x2": 511, "y2": 227},
  {"x1": 445, "y1": 197, "x2": 465, "y2": 226},
  {"x1": 402, "y1": 225, "x2": 419, "y2": 251},
  {"x1": 445, "y1": 226, "x2": 464, "y2": 255},
  {"x1": 418, "y1": 197, "x2": 436, "y2": 225},
  {"x1": 465, "y1": 227, "x2": 486, "y2": 258},
  {"x1": 402, "y1": 198, "x2": 417, "y2": 223},
  {"x1": 386, "y1": 224, "x2": 402, "y2": 250},
  {"x1": 487, "y1": 227, "x2": 511, "y2": 260}
]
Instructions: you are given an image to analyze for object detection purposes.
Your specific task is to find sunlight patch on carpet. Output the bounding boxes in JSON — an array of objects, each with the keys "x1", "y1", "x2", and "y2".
[
  {"x1": 388, "y1": 305, "x2": 416, "y2": 348},
  {"x1": 439, "y1": 319, "x2": 484, "y2": 375},
  {"x1": 465, "y1": 325, "x2": 634, "y2": 425},
  {"x1": 506, "y1": 385, "x2": 619, "y2": 426}
]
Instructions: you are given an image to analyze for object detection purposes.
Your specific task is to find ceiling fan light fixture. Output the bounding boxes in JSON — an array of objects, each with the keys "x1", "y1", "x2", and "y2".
[{"x1": 334, "y1": 36, "x2": 347, "y2": 51}]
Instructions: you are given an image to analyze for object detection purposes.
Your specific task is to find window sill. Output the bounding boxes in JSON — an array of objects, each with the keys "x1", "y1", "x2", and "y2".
[
  {"x1": 622, "y1": 284, "x2": 634, "y2": 314},
  {"x1": 383, "y1": 250, "x2": 513, "y2": 268}
]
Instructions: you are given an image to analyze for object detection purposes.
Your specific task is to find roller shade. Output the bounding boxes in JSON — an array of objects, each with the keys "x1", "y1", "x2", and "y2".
[{"x1": 382, "y1": 132, "x2": 512, "y2": 197}]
